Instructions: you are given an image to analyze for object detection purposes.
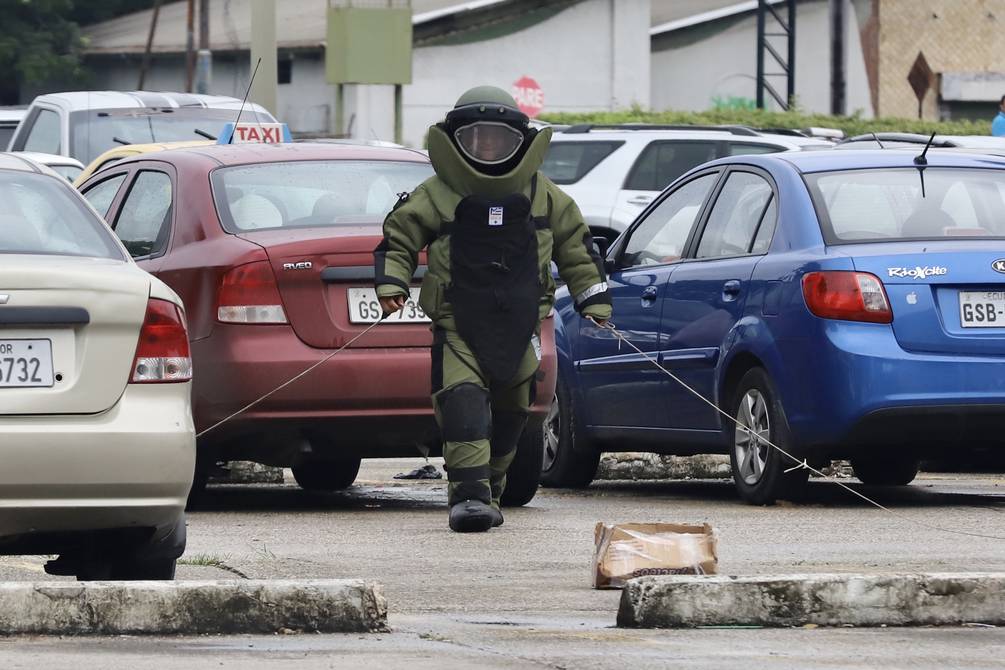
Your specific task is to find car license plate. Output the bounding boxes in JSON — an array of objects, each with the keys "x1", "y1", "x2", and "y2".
[
  {"x1": 0, "y1": 339, "x2": 54, "y2": 388},
  {"x1": 347, "y1": 287, "x2": 429, "y2": 324},
  {"x1": 959, "y1": 290, "x2": 1005, "y2": 328}
]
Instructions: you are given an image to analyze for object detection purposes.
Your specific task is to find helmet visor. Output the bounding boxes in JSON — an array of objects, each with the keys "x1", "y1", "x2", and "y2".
[{"x1": 453, "y1": 122, "x2": 525, "y2": 165}]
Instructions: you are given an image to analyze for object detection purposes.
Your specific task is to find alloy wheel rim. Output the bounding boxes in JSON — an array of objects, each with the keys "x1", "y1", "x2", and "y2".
[
  {"x1": 734, "y1": 389, "x2": 770, "y2": 485},
  {"x1": 542, "y1": 394, "x2": 560, "y2": 471}
]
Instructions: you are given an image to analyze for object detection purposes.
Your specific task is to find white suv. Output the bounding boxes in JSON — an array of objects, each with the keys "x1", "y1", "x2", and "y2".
[{"x1": 541, "y1": 124, "x2": 830, "y2": 242}]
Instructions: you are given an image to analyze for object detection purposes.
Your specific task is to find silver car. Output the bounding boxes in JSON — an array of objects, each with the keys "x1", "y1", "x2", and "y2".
[{"x1": 0, "y1": 153, "x2": 194, "y2": 580}]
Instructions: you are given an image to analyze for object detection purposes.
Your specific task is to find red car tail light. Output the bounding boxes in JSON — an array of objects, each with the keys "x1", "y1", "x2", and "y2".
[
  {"x1": 132, "y1": 298, "x2": 193, "y2": 383},
  {"x1": 802, "y1": 271, "x2": 893, "y2": 324},
  {"x1": 217, "y1": 261, "x2": 288, "y2": 324}
]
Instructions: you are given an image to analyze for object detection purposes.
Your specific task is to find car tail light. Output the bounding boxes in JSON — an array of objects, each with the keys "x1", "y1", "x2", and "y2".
[
  {"x1": 802, "y1": 271, "x2": 893, "y2": 324},
  {"x1": 132, "y1": 299, "x2": 193, "y2": 383},
  {"x1": 217, "y1": 261, "x2": 288, "y2": 324}
]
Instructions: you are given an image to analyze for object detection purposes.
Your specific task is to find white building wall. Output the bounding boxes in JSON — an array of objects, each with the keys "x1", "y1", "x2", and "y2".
[
  {"x1": 76, "y1": 0, "x2": 652, "y2": 148},
  {"x1": 650, "y1": 0, "x2": 873, "y2": 117}
]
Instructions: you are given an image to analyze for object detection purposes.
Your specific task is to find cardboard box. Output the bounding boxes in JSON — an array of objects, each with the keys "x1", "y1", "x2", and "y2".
[{"x1": 593, "y1": 522, "x2": 718, "y2": 589}]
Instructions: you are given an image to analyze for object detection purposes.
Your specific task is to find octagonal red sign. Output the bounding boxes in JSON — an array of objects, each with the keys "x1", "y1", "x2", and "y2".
[{"x1": 512, "y1": 76, "x2": 544, "y2": 118}]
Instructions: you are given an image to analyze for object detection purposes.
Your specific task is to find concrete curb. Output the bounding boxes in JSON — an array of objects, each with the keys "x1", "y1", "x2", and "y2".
[
  {"x1": 0, "y1": 579, "x2": 387, "y2": 635},
  {"x1": 597, "y1": 453, "x2": 730, "y2": 481},
  {"x1": 618, "y1": 573, "x2": 1005, "y2": 628}
]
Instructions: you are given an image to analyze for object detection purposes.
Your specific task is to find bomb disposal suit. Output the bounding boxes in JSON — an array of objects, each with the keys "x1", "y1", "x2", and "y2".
[{"x1": 374, "y1": 87, "x2": 612, "y2": 532}]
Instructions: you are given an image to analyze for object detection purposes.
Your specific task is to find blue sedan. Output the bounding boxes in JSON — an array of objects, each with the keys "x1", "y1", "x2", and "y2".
[{"x1": 545, "y1": 149, "x2": 1005, "y2": 504}]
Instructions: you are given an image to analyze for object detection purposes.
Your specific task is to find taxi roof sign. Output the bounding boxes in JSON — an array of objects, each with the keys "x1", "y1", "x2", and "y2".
[{"x1": 217, "y1": 122, "x2": 292, "y2": 145}]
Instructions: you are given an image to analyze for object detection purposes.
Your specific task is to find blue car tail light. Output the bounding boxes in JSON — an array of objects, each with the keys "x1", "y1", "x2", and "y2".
[{"x1": 802, "y1": 271, "x2": 893, "y2": 324}]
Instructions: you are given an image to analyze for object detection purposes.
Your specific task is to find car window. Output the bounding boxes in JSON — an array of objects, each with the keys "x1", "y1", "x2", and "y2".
[
  {"x1": 540, "y1": 141, "x2": 624, "y2": 184},
  {"x1": 113, "y1": 170, "x2": 173, "y2": 258},
  {"x1": 0, "y1": 172, "x2": 122, "y2": 259},
  {"x1": 696, "y1": 171, "x2": 773, "y2": 259},
  {"x1": 727, "y1": 142, "x2": 784, "y2": 156},
  {"x1": 621, "y1": 173, "x2": 718, "y2": 267},
  {"x1": 213, "y1": 160, "x2": 434, "y2": 232},
  {"x1": 49, "y1": 164, "x2": 82, "y2": 183},
  {"x1": 624, "y1": 141, "x2": 718, "y2": 193},
  {"x1": 82, "y1": 173, "x2": 128, "y2": 218},
  {"x1": 751, "y1": 195, "x2": 777, "y2": 254},
  {"x1": 23, "y1": 109, "x2": 61, "y2": 154},
  {"x1": 808, "y1": 168, "x2": 1005, "y2": 241}
]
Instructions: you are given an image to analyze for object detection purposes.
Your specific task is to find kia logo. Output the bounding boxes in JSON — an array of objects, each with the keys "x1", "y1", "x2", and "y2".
[{"x1": 994, "y1": 259, "x2": 1005, "y2": 274}]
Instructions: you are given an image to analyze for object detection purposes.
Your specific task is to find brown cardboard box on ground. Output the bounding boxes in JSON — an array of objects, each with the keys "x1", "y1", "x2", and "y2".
[{"x1": 593, "y1": 522, "x2": 718, "y2": 589}]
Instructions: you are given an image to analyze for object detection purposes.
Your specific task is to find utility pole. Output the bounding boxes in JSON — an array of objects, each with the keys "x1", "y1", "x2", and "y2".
[
  {"x1": 249, "y1": 0, "x2": 278, "y2": 116},
  {"x1": 830, "y1": 0, "x2": 846, "y2": 115},
  {"x1": 138, "y1": 0, "x2": 163, "y2": 90},
  {"x1": 185, "y1": 0, "x2": 196, "y2": 92},
  {"x1": 195, "y1": 0, "x2": 212, "y2": 94}
]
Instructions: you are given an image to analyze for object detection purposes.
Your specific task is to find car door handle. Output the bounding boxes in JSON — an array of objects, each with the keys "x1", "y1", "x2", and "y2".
[
  {"x1": 641, "y1": 286, "x2": 658, "y2": 302},
  {"x1": 627, "y1": 195, "x2": 653, "y2": 206},
  {"x1": 722, "y1": 280, "x2": 742, "y2": 300}
]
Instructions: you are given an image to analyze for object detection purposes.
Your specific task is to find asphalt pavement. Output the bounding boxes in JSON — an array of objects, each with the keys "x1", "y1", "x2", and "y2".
[{"x1": 1, "y1": 459, "x2": 1003, "y2": 668}]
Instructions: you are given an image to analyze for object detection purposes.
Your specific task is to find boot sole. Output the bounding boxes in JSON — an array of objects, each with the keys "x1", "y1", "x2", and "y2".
[{"x1": 449, "y1": 511, "x2": 495, "y2": 533}]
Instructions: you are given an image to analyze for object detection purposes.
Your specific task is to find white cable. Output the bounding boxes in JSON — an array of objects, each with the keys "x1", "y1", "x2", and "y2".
[
  {"x1": 588, "y1": 317, "x2": 1005, "y2": 542},
  {"x1": 196, "y1": 316, "x2": 388, "y2": 439}
]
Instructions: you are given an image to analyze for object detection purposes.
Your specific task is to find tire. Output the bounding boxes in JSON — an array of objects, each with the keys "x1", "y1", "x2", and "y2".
[
  {"x1": 728, "y1": 368, "x2": 809, "y2": 505},
  {"x1": 851, "y1": 456, "x2": 919, "y2": 486},
  {"x1": 500, "y1": 423, "x2": 543, "y2": 507},
  {"x1": 292, "y1": 456, "x2": 362, "y2": 492},
  {"x1": 541, "y1": 378, "x2": 599, "y2": 488}
]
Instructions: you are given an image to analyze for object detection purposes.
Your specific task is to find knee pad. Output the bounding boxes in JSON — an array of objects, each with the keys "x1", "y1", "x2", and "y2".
[{"x1": 437, "y1": 382, "x2": 491, "y2": 443}]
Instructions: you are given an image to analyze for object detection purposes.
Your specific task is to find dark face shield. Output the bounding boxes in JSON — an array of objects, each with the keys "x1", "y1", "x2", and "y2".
[{"x1": 453, "y1": 122, "x2": 525, "y2": 166}]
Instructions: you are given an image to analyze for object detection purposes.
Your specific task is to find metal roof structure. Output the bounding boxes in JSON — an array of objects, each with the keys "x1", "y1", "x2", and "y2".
[{"x1": 82, "y1": 0, "x2": 757, "y2": 54}]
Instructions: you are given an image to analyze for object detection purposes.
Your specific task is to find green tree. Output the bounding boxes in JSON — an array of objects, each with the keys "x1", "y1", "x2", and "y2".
[{"x1": 0, "y1": 0, "x2": 83, "y2": 103}]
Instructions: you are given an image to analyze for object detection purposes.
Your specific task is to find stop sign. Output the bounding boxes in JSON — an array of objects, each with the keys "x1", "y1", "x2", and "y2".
[{"x1": 511, "y1": 76, "x2": 544, "y2": 118}]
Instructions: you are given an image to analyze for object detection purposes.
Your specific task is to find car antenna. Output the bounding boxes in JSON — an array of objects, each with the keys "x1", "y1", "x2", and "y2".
[
  {"x1": 870, "y1": 132, "x2": 885, "y2": 149},
  {"x1": 229, "y1": 57, "x2": 262, "y2": 144},
  {"x1": 915, "y1": 131, "x2": 936, "y2": 166},
  {"x1": 914, "y1": 131, "x2": 936, "y2": 198}
]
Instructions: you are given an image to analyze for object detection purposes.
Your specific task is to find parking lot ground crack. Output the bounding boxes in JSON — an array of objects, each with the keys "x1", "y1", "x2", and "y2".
[
  {"x1": 177, "y1": 554, "x2": 249, "y2": 579},
  {"x1": 397, "y1": 621, "x2": 573, "y2": 670}
]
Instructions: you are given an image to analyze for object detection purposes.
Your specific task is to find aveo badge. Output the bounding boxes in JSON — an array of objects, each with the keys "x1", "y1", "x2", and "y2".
[
  {"x1": 993, "y1": 259, "x2": 1005, "y2": 274},
  {"x1": 887, "y1": 266, "x2": 948, "y2": 279}
]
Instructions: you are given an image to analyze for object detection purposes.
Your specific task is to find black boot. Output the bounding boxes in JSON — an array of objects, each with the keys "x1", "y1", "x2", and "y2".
[
  {"x1": 489, "y1": 504, "x2": 504, "y2": 527},
  {"x1": 448, "y1": 499, "x2": 495, "y2": 533}
]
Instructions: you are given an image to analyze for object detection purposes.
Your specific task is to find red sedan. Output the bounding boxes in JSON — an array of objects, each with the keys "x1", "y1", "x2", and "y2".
[{"x1": 76, "y1": 139, "x2": 557, "y2": 504}]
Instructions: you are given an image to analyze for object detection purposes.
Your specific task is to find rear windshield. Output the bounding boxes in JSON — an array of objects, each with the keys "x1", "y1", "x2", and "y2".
[
  {"x1": 212, "y1": 160, "x2": 434, "y2": 232},
  {"x1": 69, "y1": 108, "x2": 264, "y2": 164},
  {"x1": 541, "y1": 141, "x2": 623, "y2": 184},
  {"x1": 806, "y1": 168, "x2": 1005, "y2": 242},
  {"x1": 0, "y1": 171, "x2": 123, "y2": 259}
]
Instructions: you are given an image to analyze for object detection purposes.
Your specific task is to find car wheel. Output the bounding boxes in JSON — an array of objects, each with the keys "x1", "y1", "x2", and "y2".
[
  {"x1": 541, "y1": 379, "x2": 599, "y2": 488},
  {"x1": 500, "y1": 423, "x2": 544, "y2": 507},
  {"x1": 292, "y1": 456, "x2": 362, "y2": 492},
  {"x1": 729, "y1": 368, "x2": 809, "y2": 505},
  {"x1": 851, "y1": 456, "x2": 919, "y2": 486}
]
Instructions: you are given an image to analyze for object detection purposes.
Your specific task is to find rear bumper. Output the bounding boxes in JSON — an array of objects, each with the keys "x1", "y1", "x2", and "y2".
[
  {"x1": 192, "y1": 321, "x2": 557, "y2": 456},
  {"x1": 0, "y1": 383, "x2": 195, "y2": 544},
  {"x1": 781, "y1": 322, "x2": 1005, "y2": 454}
]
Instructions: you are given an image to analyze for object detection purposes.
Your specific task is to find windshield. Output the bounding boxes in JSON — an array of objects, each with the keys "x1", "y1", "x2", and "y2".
[
  {"x1": 49, "y1": 164, "x2": 83, "y2": 182},
  {"x1": 212, "y1": 160, "x2": 434, "y2": 232},
  {"x1": 69, "y1": 108, "x2": 269, "y2": 163},
  {"x1": 806, "y1": 168, "x2": 1005, "y2": 242},
  {"x1": 0, "y1": 172, "x2": 124, "y2": 259}
]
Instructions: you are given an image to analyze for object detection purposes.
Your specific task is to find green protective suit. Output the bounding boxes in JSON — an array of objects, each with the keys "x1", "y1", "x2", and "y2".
[{"x1": 374, "y1": 121, "x2": 612, "y2": 509}]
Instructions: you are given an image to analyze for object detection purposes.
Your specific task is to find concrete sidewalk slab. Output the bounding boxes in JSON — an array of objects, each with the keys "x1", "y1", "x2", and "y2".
[
  {"x1": 618, "y1": 573, "x2": 1005, "y2": 628},
  {"x1": 0, "y1": 579, "x2": 387, "y2": 635}
]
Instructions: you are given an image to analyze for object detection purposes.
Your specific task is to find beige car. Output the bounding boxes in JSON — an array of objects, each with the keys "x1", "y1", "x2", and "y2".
[{"x1": 0, "y1": 153, "x2": 194, "y2": 580}]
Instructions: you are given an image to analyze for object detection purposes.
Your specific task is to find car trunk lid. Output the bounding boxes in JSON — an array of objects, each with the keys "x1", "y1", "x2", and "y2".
[
  {"x1": 0, "y1": 255, "x2": 150, "y2": 415},
  {"x1": 237, "y1": 221, "x2": 432, "y2": 349},
  {"x1": 836, "y1": 241, "x2": 1005, "y2": 355}
]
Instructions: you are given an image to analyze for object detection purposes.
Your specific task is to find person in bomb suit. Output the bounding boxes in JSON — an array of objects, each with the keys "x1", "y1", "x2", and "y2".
[{"x1": 374, "y1": 86, "x2": 611, "y2": 532}]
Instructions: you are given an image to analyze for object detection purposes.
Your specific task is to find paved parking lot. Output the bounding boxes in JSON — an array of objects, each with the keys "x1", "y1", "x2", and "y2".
[{"x1": 1, "y1": 459, "x2": 1003, "y2": 668}]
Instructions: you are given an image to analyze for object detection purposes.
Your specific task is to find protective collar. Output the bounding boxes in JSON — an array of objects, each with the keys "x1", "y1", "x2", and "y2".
[{"x1": 428, "y1": 124, "x2": 552, "y2": 198}]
